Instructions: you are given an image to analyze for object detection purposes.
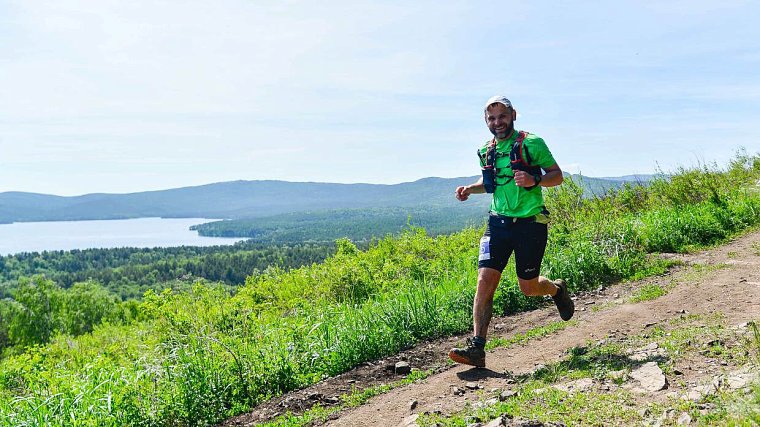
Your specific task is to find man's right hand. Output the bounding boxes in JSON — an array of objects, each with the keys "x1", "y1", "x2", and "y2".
[{"x1": 455, "y1": 185, "x2": 471, "y2": 201}]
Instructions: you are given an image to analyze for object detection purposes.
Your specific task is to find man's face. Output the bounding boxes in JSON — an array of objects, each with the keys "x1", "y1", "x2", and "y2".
[{"x1": 485, "y1": 103, "x2": 516, "y2": 140}]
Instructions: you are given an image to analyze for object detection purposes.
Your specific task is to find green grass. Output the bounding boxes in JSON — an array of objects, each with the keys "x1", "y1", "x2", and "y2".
[
  {"x1": 627, "y1": 263, "x2": 728, "y2": 304},
  {"x1": 628, "y1": 283, "x2": 667, "y2": 303},
  {"x1": 485, "y1": 321, "x2": 577, "y2": 351},
  {"x1": 644, "y1": 314, "x2": 751, "y2": 367},
  {"x1": 751, "y1": 322, "x2": 760, "y2": 363},
  {"x1": 699, "y1": 321, "x2": 760, "y2": 425}
]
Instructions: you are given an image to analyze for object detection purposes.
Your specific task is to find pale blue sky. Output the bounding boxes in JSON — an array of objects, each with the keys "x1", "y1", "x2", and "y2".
[{"x1": 1, "y1": 0, "x2": 758, "y2": 195}]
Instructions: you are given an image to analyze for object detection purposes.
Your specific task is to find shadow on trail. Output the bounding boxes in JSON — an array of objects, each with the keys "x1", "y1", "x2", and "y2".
[{"x1": 456, "y1": 368, "x2": 510, "y2": 381}]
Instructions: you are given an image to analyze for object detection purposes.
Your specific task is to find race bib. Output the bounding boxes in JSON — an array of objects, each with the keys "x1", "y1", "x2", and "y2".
[{"x1": 479, "y1": 236, "x2": 491, "y2": 261}]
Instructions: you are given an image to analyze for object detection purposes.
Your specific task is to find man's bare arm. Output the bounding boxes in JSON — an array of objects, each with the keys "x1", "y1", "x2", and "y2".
[
  {"x1": 455, "y1": 177, "x2": 485, "y2": 201},
  {"x1": 514, "y1": 163, "x2": 564, "y2": 188},
  {"x1": 539, "y1": 163, "x2": 563, "y2": 187}
]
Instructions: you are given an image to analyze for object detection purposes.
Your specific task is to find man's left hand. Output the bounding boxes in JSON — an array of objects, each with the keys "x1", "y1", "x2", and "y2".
[{"x1": 514, "y1": 171, "x2": 539, "y2": 187}]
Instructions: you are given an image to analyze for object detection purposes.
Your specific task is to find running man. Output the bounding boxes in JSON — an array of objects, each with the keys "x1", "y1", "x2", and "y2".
[{"x1": 449, "y1": 95, "x2": 574, "y2": 367}]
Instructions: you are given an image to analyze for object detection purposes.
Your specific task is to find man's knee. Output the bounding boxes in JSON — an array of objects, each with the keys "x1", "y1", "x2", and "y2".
[
  {"x1": 478, "y1": 267, "x2": 501, "y2": 281},
  {"x1": 477, "y1": 268, "x2": 502, "y2": 292}
]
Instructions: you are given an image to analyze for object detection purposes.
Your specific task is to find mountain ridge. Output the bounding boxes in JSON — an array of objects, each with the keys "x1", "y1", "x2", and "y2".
[{"x1": 0, "y1": 174, "x2": 655, "y2": 224}]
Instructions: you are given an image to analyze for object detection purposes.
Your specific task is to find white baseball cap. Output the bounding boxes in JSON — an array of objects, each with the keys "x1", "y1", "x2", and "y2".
[{"x1": 484, "y1": 95, "x2": 513, "y2": 112}]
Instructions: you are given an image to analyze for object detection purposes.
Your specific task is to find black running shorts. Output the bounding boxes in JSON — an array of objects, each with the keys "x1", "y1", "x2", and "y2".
[{"x1": 477, "y1": 215, "x2": 548, "y2": 279}]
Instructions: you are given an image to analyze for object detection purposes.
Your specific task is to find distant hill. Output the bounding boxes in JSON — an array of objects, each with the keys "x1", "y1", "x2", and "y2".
[
  {"x1": 596, "y1": 174, "x2": 659, "y2": 183},
  {"x1": 0, "y1": 175, "x2": 641, "y2": 224},
  {"x1": 0, "y1": 177, "x2": 481, "y2": 223},
  {"x1": 565, "y1": 173, "x2": 658, "y2": 196}
]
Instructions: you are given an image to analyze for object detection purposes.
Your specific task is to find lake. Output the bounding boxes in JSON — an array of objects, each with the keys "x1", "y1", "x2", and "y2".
[{"x1": 0, "y1": 218, "x2": 245, "y2": 256}]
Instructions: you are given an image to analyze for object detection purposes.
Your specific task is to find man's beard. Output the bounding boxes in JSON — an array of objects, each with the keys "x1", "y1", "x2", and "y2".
[{"x1": 489, "y1": 122, "x2": 514, "y2": 140}]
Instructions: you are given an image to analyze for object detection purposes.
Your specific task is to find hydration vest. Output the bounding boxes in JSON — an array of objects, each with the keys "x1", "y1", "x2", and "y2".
[{"x1": 480, "y1": 131, "x2": 542, "y2": 193}]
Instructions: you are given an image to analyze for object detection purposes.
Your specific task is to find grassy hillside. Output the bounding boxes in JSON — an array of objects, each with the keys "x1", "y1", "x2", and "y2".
[{"x1": 0, "y1": 155, "x2": 755, "y2": 426}]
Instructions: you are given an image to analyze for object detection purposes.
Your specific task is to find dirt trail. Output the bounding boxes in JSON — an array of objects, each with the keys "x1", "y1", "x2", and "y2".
[{"x1": 223, "y1": 230, "x2": 760, "y2": 427}]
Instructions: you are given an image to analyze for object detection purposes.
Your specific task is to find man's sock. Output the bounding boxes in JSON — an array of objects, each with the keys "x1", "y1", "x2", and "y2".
[{"x1": 472, "y1": 335, "x2": 486, "y2": 348}]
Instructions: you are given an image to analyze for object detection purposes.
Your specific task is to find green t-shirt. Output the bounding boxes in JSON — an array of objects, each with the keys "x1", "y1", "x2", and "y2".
[{"x1": 478, "y1": 130, "x2": 557, "y2": 218}]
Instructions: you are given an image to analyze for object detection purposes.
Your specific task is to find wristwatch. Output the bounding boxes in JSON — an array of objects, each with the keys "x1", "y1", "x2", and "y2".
[{"x1": 532, "y1": 173, "x2": 542, "y2": 186}]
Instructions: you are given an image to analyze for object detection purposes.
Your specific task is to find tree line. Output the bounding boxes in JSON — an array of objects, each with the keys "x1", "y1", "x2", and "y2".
[
  {"x1": 0, "y1": 241, "x2": 335, "y2": 300},
  {"x1": 193, "y1": 205, "x2": 489, "y2": 241}
]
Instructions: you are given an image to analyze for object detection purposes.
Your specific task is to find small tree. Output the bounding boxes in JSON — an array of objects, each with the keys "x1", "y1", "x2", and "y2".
[
  {"x1": 0, "y1": 300, "x2": 11, "y2": 354},
  {"x1": 8, "y1": 276, "x2": 63, "y2": 347},
  {"x1": 59, "y1": 280, "x2": 123, "y2": 335}
]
